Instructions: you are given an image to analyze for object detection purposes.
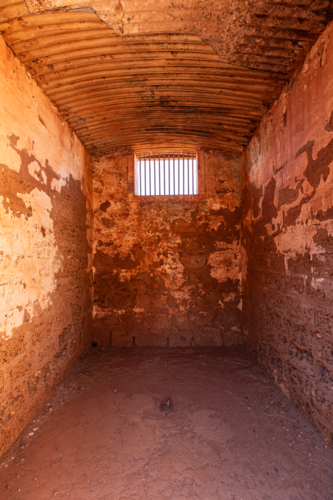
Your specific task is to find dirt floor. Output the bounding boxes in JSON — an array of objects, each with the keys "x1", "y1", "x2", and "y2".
[{"x1": 1, "y1": 346, "x2": 333, "y2": 500}]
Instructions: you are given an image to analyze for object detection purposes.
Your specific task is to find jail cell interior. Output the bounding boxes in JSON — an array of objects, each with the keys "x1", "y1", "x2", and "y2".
[{"x1": 1, "y1": 1, "x2": 333, "y2": 499}]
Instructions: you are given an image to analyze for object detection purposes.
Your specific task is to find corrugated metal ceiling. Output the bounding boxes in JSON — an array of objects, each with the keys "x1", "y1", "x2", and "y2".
[{"x1": 0, "y1": 1, "x2": 332, "y2": 156}]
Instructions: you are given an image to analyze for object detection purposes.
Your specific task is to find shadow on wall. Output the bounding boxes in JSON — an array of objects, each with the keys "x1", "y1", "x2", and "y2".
[
  {"x1": 0, "y1": 38, "x2": 93, "y2": 457},
  {"x1": 92, "y1": 149, "x2": 243, "y2": 348},
  {"x1": 241, "y1": 23, "x2": 333, "y2": 447}
]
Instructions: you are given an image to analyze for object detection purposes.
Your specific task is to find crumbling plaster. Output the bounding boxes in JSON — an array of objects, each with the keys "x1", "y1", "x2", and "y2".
[
  {"x1": 93, "y1": 149, "x2": 243, "y2": 348},
  {"x1": 1, "y1": 0, "x2": 333, "y2": 457},
  {"x1": 0, "y1": 36, "x2": 93, "y2": 455},
  {"x1": 241, "y1": 21, "x2": 333, "y2": 446}
]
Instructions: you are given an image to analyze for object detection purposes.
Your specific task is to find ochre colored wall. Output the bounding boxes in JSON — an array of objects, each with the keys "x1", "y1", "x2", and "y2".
[
  {"x1": 241, "y1": 22, "x2": 333, "y2": 445},
  {"x1": 93, "y1": 149, "x2": 242, "y2": 347},
  {"x1": 0, "y1": 37, "x2": 93, "y2": 455}
]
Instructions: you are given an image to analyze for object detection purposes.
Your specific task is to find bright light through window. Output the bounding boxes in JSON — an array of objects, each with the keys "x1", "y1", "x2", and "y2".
[{"x1": 135, "y1": 153, "x2": 198, "y2": 196}]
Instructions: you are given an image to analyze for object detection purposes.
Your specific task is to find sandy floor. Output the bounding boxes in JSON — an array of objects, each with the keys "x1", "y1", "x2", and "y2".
[{"x1": 1, "y1": 346, "x2": 333, "y2": 500}]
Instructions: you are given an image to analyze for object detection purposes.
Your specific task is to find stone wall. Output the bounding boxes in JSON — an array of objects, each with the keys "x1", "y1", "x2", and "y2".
[
  {"x1": 93, "y1": 149, "x2": 242, "y2": 347},
  {"x1": 241, "y1": 22, "x2": 333, "y2": 445},
  {"x1": 0, "y1": 38, "x2": 93, "y2": 455}
]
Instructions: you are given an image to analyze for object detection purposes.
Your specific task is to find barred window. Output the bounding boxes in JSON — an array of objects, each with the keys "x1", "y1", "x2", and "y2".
[{"x1": 135, "y1": 152, "x2": 198, "y2": 196}]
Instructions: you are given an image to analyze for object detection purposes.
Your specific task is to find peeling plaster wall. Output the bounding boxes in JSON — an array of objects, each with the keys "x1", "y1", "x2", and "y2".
[
  {"x1": 241, "y1": 22, "x2": 333, "y2": 445},
  {"x1": 93, "y1": 149, "x2": 242, "y2": 348},
  {"x1": 0, "y1": 37, "x2": 93, "y2": 456}
]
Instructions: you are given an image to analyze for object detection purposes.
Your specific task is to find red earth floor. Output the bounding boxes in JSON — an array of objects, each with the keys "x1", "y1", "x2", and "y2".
[{"x1": 1, "y1": 346, "x2": 333, "y2": 500}]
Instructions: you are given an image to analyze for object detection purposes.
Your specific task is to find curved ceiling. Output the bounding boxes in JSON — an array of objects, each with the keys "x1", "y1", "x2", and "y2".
[{"x1": 0, "y1": 1, "x2": 332, "y2": 156}]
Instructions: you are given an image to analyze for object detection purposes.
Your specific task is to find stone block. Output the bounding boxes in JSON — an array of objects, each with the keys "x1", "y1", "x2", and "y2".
[
  {"x1": 248, "y1": 254, "x2": 270, "y2": 272},
  {"x1": 188, "y1": 310, "x2": 215, "y2": 326},
  {"x1": 0, "y1": 331, "x2": 26, "y2": 368},
  {"x1": 182, "y1": 233, "x2": 202, "y2": 253},
  {"x1": 52, "y1": 345, "x2": 69, "y2": 366},
  {"x1": 134, "y1": 332, "x2": 167, "y2": 347},
  {"x1": 307, "y1": 277, "x2": 333, "y2": 307},
  {"x1": 289, "y1": 276, "x2": 305, "y2": 294},
  {"x1": 173, "y1": 218, "x2": 196, "y2": 233},
  {"x1": 153, "y1": 312, "x2": 171, "y2": 327},
  {"x1": 216, "y1": 278, "x2": 240, "y2": 292},
  {"x1": 169, "y1": 330, "x2": 193, "y2": 347},
  {"x1": 284, "y1": 319, "x2": 310, "y2": 350},
  {"x1": 312, "y1": 253, "x2": 333, "y2": 279},
  {"x1": 180, "y1": 254, "x2": 207, "y2": 268},
  {"x1": 265, "y1": 305, "x2": 283, "y2": 331},
  {"x1": 280, "y1": 297, "x2": 313, "y2": 326},
  {"x1": 68, "y1": 336, "x2": 82, "y2": 358},
  {"x1": 223, "y1": 329, "x2": 243, "y2": 346},
  {"x1": 193, "y1": 326, "x2": 222, "y2": 346},
  {"x1": 314, "y1": 307, "x2": 333, "y2": 340},
  {"x1": 110, "y1": 289, "x2": 135, "y2": 309},
  {"x1": 0, "y1": 389, "x2": 26, "y2": 427},
  {"x1": 214, "y1": 307, "x2": 241, "y2": 330},
  {"x1": 264, "y1": 271, "x2": 283, "y2": 291},
  {"x1": 5, "y1": 351, "x2": 36, "y2": 384},
  {"x1": 172, "y1": 313, "x2": 193, "y2": 331},
  {"x1": 112, "y1": 330, "x2": 133, "y2": 347},
  {"x1": 59, "y1": 324, "x2": 73, "y2": 347},
  {"x1": 121, "y1": 312, "x2": 145, "y2": 334},
  {"x1": 28, "y1": 361, "x2": 52, "y2": 398},
  {"x1": 312, "y1": 337, "x2": 333, "y2": 372},
  {"x1": 288, "y1": 343, "x2": 313, "y2": 373},
  {"x1": 93, "y1": 318, "x2": 111, "y2": 345},
  {"x1": 287, "y1": 253, "x2": 312, "y2": 275},
  {"x1": 37, "y1": 338, "x2": 57, "y2": 365}
]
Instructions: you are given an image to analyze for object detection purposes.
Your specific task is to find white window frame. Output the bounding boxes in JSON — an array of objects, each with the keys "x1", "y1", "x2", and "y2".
[{"x1": 134, "y1": 152, "x2": 199, "y2": 197}]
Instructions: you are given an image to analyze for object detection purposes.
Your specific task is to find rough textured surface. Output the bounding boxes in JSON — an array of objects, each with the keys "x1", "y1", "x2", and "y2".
[
  {"x1": 1, "y1": 0, "x2": 333, "y2": 467},
  {"x1": 1, "y1": 2, "x2": 332, "y2": 156},
  {"x1": 8, "y1": 0, "x2": 333, "y2": 72},
  {"x1": 1, "y1": 346, "x2": 333, "y2": 500},
  {"x1": 0, "y1": 11, "x2": 288, "y2": 155},
  {"x1": 93, "y1": 149, "x2": 242, "y2": 347},
  {"x1": 0, "y1": 35, "x2": 93, "y2": 456},
  {"x1": 241, "y1": 22, "x2": 333, "y2": 446}
]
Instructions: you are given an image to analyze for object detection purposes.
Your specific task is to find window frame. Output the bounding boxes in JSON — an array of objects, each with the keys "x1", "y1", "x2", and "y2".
[{"x1": 128, "y1": 149, "x2": 205, "y2": 202}]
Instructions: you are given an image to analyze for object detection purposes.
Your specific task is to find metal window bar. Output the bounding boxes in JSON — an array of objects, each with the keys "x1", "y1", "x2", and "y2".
[
  {"x1": 173, "y1": 154, "x2": 175, "y2": 196},
  {"x1": 159, "y1": 155, "x2": 161, "y2": 196},
  {"x1": 168, "y1": 154, "x2": 170, "y2": 196},
  {"x1": 178, "y1": 154, "x2": 180, "y2": 195},
  {"x1": 135, "y1": 153, "x2": 198, "y2": 196},
  {"x1": 149, "y1": 155, "x2": 151, "y2": 196}
]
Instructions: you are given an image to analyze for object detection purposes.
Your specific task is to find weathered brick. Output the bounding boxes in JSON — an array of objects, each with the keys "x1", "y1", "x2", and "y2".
[
  {"x1": 193, "y1": 326, "x2": 222, "y2": 346},
  {"x1": 169, "y1": 330, "x2": 193, "y2": 347},
  {"x1": 314, "y1": 307, "x2": 333, "y2": 341},
  {"x1": 0, "y1": 390, "x2": 26, "y2": 426},
  {"x1": 180, "y1": 254, "x2": 207, "y2": 268},
  {"x1": 93, "y1": 318, "x2": 112, "y2": 345},
  {"x1": 0, "y1": 331, "x2": 26, "y2": 368},
  {"x1": 93, "y1": 151, "x2": 241, "y2": 349},
  {"x1": 6, "y1": 351, "x2": 36, "y2": 385},
  {"x1": 135, "y1": 332, "x2": 168, "y2": 347},
  {"x1": 188, "y1": 310, "x2": 215, "y2": 326},
  {"x1": 173, "y1": 219, "x2": 197, "y2": 233},
  {"x1": 223, "y1": 329, "x2": 243, "y2": 346},
  {"x1": 112, "y1": 330, "x2": 133, "y2": 347},
  {"x1": 284, "y1": 319, "x2": 310, "y2": 350}
]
